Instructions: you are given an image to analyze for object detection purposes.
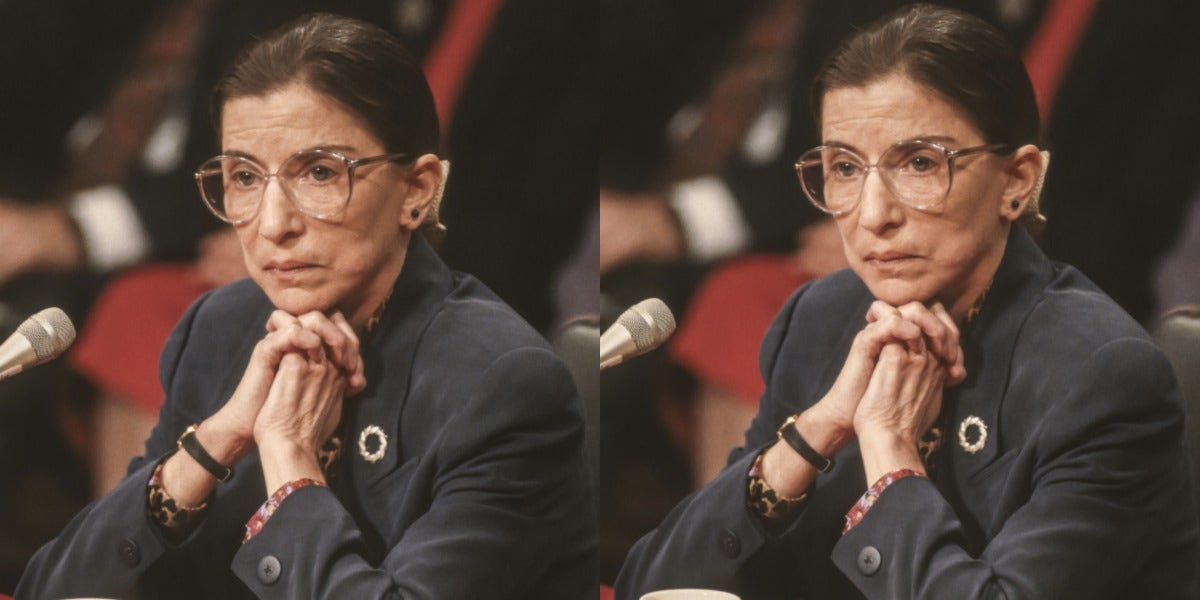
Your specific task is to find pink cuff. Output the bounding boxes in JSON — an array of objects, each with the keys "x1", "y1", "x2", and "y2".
[
  {"x1": 243, "y1": 478, "x2": 325, "y2": 543},
  {"x1": 843, "y1": 468, "x2": 925, "y2": 534}
]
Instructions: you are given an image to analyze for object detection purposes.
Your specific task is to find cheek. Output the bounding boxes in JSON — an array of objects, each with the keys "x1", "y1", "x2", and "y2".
[{"x1": 233, "y1": 228, "x2": 259, "y2": 265}]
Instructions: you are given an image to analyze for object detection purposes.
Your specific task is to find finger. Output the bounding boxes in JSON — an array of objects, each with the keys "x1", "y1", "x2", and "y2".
[
  {"x1": 266, "y1": 352, "x2": 306, "y2": 407},
  {"x1": 928, "y1": 302, "x2": 961, "y2": 366},
  {"x1": 859, "y1": 312, "x2": 924, "y2": 358},
  {"x1": 854, "y1": 343, "x2": 907, "y2": 428},
  {"x1": 255, "y1": 323, "x2": 323, "y2": 370},
  {"x1": 266, "y1": 310, "x2": 299, "y2": 333},
  {"x1": 329, "y1": 311, "x2": 362, "y2": 375},
  {"x1": 299, "y1": 360, "x2": 346, "y2": 445},
  {"x1": 346, "y1": 354, "x2": 367, "y2": 396},
  {"x1": 896, "y1": 302, "x2": 948, "y2": 359},
  {"x1": 916, "y1": 362, "x2": 946, "y2": 431},
  {"x1": 865, "y1": 300, "x2": 899, "y2": 324},
  {"x1": 296, "y1": 311, "x2": 360, "y2": 374},
  {"x1": 293, "y1": 312, "x2": 343, "y2": 366},
  {"x1": 928, "y1": 303, "x2": 966, "y2": 385},
  {"x1": 265, "y1": 311, "x2": 324, "y2": 365}
]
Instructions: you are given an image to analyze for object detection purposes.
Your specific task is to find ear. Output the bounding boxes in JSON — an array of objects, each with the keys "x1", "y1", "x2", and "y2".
[
  {"x1": 399, "y1": 154, "x2": 444, "y2": 231},
  {"x1": 998, "y1": 144, "x2": 1043, "y2": 222}
]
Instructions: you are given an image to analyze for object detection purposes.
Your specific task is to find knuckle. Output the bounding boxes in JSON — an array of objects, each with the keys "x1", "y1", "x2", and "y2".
[
  {"x1": 871, "y1": 300, "x2": 894, "y2": 312},
  {"x1": 298, "y1": 310, "x2": 325, "y2": 326},
  {"x1": 280, "y1": 353, "x2": 305, "y2": 369}
]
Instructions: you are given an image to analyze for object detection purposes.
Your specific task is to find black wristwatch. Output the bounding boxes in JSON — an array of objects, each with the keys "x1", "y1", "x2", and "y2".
[
  {"x1": 177, "y1": 424, "x2": 234, "y2": 482},
  {"x1": 776, "y1": 414, "x2": 835, "y2": 473}
]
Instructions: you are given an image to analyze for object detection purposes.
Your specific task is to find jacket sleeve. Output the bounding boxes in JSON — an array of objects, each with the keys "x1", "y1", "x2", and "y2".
[
  {"x1": 615, "y1": 285, "x2": 814, "y2": 597},
  {"x1": 15, "y1": 291, "x2": 216, "y2": 599},
  {"x1": 831, "y1": 337, "x2": 1198, "y2": 599},
  {"x1": 228, "y1": 346, "x2": 596, "y2": 599}
]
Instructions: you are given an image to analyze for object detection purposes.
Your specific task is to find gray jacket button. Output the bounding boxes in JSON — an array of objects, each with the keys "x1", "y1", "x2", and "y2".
[
  {"x1": 857, "y1": 546, "x2": 881, "y2": 576},
  {"x1": 118, "y1": 538, "x2": 141, "y2": 568},
  {"x1": 717, "y1": 528, "x2": 741, "y2": 558},
  {"x1": 257, "y1": 555, "x2": 282, "y2": 585}
]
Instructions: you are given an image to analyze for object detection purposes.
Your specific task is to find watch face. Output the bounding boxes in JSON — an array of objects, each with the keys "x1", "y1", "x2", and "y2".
[{"x1": 777, "y1": 415, "x2": 797, "y2": 436}]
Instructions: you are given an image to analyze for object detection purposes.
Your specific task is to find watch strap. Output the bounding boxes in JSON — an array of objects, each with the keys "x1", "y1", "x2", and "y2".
[
  {"x1": 177, "y1": 424, "x2": 234, "y2": 482},
  {"x1": 777, "y1": 415, "x2": 835, "y2": 473}
]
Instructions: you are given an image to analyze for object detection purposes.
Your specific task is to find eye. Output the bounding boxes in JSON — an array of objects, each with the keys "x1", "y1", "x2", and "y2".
[
  {"x1": 289, "y1": 155, "x2": 344, "y2": 184},
  {"x1": 832, "y1": 161, "x2": 861, "y2": 178},
  {"x1": 909, "y1": 155, "x2": 936, "y2": 172},
  {"x1": 232, "y1": 169, "x2": 261, "y2": 188},
  {"x1": 308, "y1": 165, "x2": 336, "y2": 182}
]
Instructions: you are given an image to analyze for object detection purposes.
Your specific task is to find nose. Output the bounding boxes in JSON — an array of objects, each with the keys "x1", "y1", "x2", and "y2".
[
  {"x1": 255, "y1": 178, "x2": 304, "y2": 243},
  {"x1": 855, "y1": 169, "x2": 904, "y2": 234}
]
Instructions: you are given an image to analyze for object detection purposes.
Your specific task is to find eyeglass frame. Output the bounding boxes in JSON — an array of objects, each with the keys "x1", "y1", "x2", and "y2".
[
  {"x1": 793, "y1": 139, "x2": 1013, "y2": 216},
  {"x1": 194, "y1": 149, "x2": 413, "y2": 225}
]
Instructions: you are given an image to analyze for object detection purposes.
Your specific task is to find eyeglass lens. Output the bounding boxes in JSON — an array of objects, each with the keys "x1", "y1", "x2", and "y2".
[
  {"x1": 798, "y1": 141, "x2": 954, "y2": 213},
  {"x1": 198, "y1": 150, "x2": 352, "y2": 222}
]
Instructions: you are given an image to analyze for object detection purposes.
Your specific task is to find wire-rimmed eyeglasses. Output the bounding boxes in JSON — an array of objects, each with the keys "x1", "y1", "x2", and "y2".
[
  {"x1": 794, "y1": 139, "x2": 1012, "y2": 215},
  {"x1": 194, "y1": 149, "x2": 412, "y2": 225}
]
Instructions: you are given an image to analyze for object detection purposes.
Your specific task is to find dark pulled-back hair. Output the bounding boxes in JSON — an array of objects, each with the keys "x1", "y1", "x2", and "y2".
[
  {"x1": 811, "y1": 4, "x2": 1039, "y2": 148},
  {"x1": 211, "y1": 12, "x2": 439, "y2": 155}
]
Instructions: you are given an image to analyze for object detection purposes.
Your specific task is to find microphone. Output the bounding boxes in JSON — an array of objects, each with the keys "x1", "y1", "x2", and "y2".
[
  {"x1": 600, "y1": 298, "x2": 676, "y2": 371},
  {"x1": 0, "y1": 308, "x2": 77, "y2": 381}
]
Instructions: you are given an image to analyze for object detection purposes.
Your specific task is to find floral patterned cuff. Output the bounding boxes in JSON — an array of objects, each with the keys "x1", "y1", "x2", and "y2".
[
  {"x1": 243, "y1": 479, "x2": 326, "y2": 543},
  {"x1": 843, "y1": 468, "x2": 925, "y2": 534}
]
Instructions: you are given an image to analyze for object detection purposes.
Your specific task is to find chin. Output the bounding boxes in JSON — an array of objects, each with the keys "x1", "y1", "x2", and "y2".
[
  {"x1": 262, "y1": 286, "x2": 333, "y2": 317},
  {"x1": 862, "y1": 277, "x2": 934, "y2": 308}
]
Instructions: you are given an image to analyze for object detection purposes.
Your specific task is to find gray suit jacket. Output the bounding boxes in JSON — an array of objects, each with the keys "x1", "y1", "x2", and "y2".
[
  {"x1": 18, "y1": 236, "x2": 597, "y2": 599},
  {"x1": 617, "y1": 228, "x2": 1198, "y2": 598}
]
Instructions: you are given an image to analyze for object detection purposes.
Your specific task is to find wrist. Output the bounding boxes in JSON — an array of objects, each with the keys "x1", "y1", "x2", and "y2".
[
  {"x1": 640, "y1": 197, "x2": 685, "y2": 262},
  {"x1": 258, "y1": 439, "x2": 325, "y2": 494},
  {"x1": 36, "y1": 204, "x2": 85, "y2": 271},
  {"x1": 195, "y1": 418, "x2": 254, "y2": 467},
  {"x1": 857, "y1": 427, "x2": 924, "y2": 485},
  {"x1": 796, "y1": 405, "x2": 854, "y2": 456}
]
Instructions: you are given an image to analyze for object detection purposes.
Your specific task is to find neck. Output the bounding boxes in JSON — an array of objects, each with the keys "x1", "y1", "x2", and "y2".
[
  {"x1": 345, "y1": 241, "x2": 409, "y2": 333},
  {"x1": 944, "y1": 236, "x2": 1007, "y2": 325}
]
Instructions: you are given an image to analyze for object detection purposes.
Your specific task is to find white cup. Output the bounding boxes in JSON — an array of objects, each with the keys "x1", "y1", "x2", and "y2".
[{"x1": 640, "y1": 590, "x2": 741, "y2": 600}]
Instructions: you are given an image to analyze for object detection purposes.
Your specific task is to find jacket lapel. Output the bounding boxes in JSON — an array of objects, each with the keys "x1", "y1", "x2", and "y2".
[
  {"x1": 946, "y1": 228, "x2": 1053, "y2": 480},
  {"x1": 345, "y1": 235, "x2": 456, "y2": 488}
]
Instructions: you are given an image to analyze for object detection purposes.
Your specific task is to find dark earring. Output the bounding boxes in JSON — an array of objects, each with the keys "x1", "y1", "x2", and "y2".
[
  {"x1": 1010, "y1": 199, "x2": 1020, "y2": 210},
  {"x1": 411, "y1": 209, "x2": 421, "y2": 219}
]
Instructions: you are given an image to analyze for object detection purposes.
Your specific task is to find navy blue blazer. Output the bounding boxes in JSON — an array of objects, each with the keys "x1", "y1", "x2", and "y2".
[
  {"x1": 18, "y1": 236, "x2": 597, "y2": 599},
  {"x1": 617, "y1": 228, "x2": 1198, "y2": 598}
]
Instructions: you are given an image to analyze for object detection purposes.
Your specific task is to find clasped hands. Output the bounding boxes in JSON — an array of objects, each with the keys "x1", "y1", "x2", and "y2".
[
  {"x1": 180, "y1": 309, "x2": 366, "y2": 496},
  {"x1": 763, "y1": 300, "x2": 966, "y2": 496},
  {"x1": 824, "y1": 300, "x2": 965, "y2": 451}
]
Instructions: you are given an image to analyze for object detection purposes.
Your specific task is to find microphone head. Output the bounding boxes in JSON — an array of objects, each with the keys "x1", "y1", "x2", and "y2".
[
  {"x1": 18, "y1": 307, "x2": 76, "y2": 364},
  {"x1": 619, "y1": 298, "x2": 676, "y2": 351}
]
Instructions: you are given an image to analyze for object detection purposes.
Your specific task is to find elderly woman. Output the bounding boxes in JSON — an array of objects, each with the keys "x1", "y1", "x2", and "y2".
[
  {"x1": 617, "y1": 5, "x2": 1197, "y2": 599},
  {"x1": 17, "y1": 13, "x2": 594, "y2": 599}
]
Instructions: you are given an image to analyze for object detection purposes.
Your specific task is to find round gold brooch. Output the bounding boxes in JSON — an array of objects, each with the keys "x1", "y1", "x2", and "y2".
[
  {"x1": 957, "y1": 415, "x2": 987, "y2": 454},
  {"x1": 357, "y1": 425, "x2": 388, "y2": 464}
]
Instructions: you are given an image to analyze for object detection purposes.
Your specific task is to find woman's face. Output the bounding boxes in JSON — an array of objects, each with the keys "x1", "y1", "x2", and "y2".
[
  {"x1": 221, "y1": 83, "x2": 421, "y2": 326},
  {"x1": 821, "y1": 73, "x2": 1031, "y2": 319}
]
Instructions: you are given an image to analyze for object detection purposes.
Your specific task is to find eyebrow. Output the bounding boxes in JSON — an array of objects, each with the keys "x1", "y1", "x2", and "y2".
[
  {"x1": 220, "y1": 144, "x2": 361, "y2": 161},
  {"x1": 821, "y1": 134, "x2": 961, "y2": 151}
]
